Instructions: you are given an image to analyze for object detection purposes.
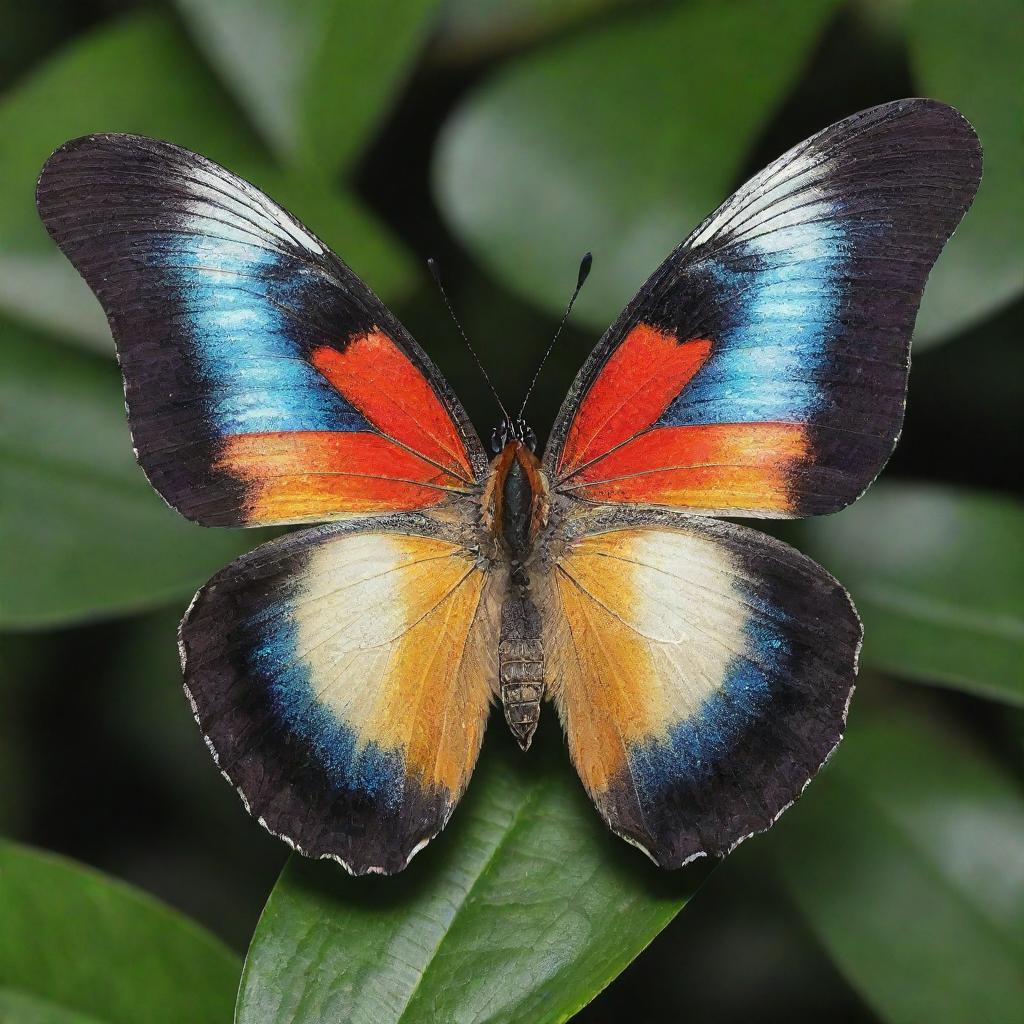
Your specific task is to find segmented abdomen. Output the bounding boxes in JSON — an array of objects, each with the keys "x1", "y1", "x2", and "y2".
[{"x1": 499, "y1": 594, "x2": 544, "y2": 750}]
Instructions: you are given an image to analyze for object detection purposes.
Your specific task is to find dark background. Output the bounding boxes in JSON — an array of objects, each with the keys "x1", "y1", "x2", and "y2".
[{"x1": 2, "y1": 1, "x2": 1021, "y2": 1022}]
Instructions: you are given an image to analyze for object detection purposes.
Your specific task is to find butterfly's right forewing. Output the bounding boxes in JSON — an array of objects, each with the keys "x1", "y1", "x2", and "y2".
[{"x1": 544, "y1": 100, "x2": 982, "y2": 518}]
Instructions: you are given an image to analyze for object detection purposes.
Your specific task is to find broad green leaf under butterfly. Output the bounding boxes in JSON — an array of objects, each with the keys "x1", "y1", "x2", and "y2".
[
  {"x1": 795, "y1": 482, "x2": 1024, "y2": 706},
  {"x1": 0, "y1": 10, "x2": 415, "y2": 353},
  {"x1": 175, "y1": 0, "x2": 440, "y2": 174},
  {"x1": 236, "y1": 741, "x2": 701, "y2": 1024},
  {"x1": 434, "y1": 0, "x2": 840, "y2": 332},
  {"x1": 0, "y1": 840, "x2": 240, "y2": 1024},
  {"x1": 908, "y1": 0, "x2": 1023, "y2": 346},
  {"x1": 0, "y1": 322, "x2": 261, "y2": 628},
  {"x1": 767, "y1": 714, "x2": 1024, "y2": 1024}
]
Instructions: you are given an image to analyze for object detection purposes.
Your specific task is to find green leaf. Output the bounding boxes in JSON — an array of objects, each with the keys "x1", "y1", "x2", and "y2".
[
  {"x1": 434, "y1": 0, "x2": 839, "y2": 332},
  {"x1": 908, "y1": 0, "x2": 1024, "y2": 347},
  {"x1": 795, "y1": 482, "x2": 1024, "y2": 705},
  {"x1": 176, "y1": 0, "x2": 440, "y2": 174},
  {"x1": 0, "y1": 839, "x2": 241, "y2": 1024},
  {"x1": 237, "y1": 741, "x2": 700, "y2": 1024},
  {"x1": 768, "y1": 714, "x2": 1024, "y2": 1023},
  {"x1": 0, "y1": 10, "x2": 415, "y2": 352},
  {"x1": 0, "y1": 990, "x2": 106, "y2": 1024},
  {"x1": 433, "y1": 0, "x2": 640, "y2": 64},
  {"x1": 0, "y1": 321, "x2": 261, "y2": 628},
  {"x1": 0, "y1": 0, "x2": 75, "y2": 90}
]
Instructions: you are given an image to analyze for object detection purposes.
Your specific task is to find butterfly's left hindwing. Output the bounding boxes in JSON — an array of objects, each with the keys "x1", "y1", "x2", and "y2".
[
  {"x1": 36, "y1": 135, "x2": 486, "y2": 527},
  {"x1": 179, "y1": 515, "x2": 498, "y2": 874},
  {"x1": 540, "y1": 507, "x2": 860, "y2": 868}
]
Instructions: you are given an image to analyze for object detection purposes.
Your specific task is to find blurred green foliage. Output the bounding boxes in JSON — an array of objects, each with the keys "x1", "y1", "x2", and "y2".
[
  {"x1": 797, "y1": 483, "x2": 1024, "y2": 705},
  {"x1": 0, "y1": 323, "x2": 257, "y2": 626},
  {"x1": 0, "y1": 1, "x2": 1020, "y2": 1022},
  {"x1": 0, "y1": 10, "x2": 414, "y2": 350},
  {"x1": 0, "y1": 840, "x2": 239, "y2": 1024},
  {"x1": 435, "y1": 0, "x2": 841, "y2": 335},
  {"x1": 770, "y1": 713, "x2": 1024, "y2": 1023}
]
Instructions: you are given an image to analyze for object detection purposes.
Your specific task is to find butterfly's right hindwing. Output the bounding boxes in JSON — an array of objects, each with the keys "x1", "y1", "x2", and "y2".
[{"x1": 179, "y1": 514, "x2": 499, "y2": 874}]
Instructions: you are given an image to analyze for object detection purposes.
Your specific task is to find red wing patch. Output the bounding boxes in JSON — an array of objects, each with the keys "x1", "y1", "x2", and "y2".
[
  {"x1": 557, "y1": 325, "x2": 712, "y2": 478},
  {"x1": 214, "y1": 329, "x2": 479, "y2": 524},
  {"x1": 555, "y1": 323, "x2": 811, "y2": 514},
  {"x1": 312, "y1": 331, "x2": 475, "y2": 483}
]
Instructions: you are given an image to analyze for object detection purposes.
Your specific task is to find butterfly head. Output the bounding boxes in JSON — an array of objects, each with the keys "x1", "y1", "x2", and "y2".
[{"x1": 490, "y1": 416, "x2": 537, "y2": 454}]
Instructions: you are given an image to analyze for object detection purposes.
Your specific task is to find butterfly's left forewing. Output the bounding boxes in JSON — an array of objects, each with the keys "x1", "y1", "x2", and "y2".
[
  {"x1": 179, "y1": 514, "x2": 498, "y2": 874},
  {"x1": 540, "y1": 507, "x2": 860, "y2": 867},
  {"x1": 37, "y1": 134, "x2": 487, "y2": 527}
]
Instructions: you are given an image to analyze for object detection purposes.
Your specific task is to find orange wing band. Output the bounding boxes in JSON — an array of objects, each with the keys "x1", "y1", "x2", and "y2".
[
  {"x1": 217, "y1": 431, "x2": 462, "y2": 522},
  {"x1": 563, "y1": 422, "x2": 809, "y2": 513}
]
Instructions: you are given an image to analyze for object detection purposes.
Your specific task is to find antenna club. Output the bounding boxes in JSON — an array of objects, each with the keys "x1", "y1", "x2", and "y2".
[{"x1": 577, "y1": 251, "x2": 593, "y2": 288}]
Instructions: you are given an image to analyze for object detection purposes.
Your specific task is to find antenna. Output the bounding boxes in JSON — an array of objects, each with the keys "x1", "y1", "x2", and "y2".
[
  {"x1": 517, "y1": 252, "x2": 592, "y2": 422},
  {"x1": 427, "y1": 257, "x2": 510, "y2": 425}
]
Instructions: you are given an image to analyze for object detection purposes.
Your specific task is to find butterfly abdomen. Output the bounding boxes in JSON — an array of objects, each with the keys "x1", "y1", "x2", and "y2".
[{"x1": 499, "y1": 593, "x2": 544, "y2": 751}]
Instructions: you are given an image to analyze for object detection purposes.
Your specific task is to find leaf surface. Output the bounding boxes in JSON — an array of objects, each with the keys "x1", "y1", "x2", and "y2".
[
  {"x1": 768, "y1": 714, "x2": 1024, "y2": 1023},
  {"x1": 796, "y1": 483, "x2": 1024, "y2": 705},
  {"x1": 237, "y1": 742, "x2": 700, "y2": 1024},
  {"x1": 175, "y1": 0, "x2": 440, "y2": 173},
  {"x1": 0, "y1": 840, "x2": 240, "y2": 1024},
  {"x1": 0, "y1": 322, "x2": 260, "y2": 627},
  {"x1": 434, "y1": 0, "x2": 840, "y2": 331}
]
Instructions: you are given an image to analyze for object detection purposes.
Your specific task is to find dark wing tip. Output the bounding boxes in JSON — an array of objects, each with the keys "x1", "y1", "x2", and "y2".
[
  {"x1": 38, "y1": 133, "x2": 129, "y2": 207},
  {"x1": 883, "y1": 96, "x2": 983, "y2": 190}
]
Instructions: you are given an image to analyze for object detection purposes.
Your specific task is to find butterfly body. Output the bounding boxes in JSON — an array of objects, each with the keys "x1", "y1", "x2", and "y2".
[
  {"x1": 36, "y1": 99, "x2": 981, "y2": 874},
  {"x1": 482, "y1": 436, "x2": 550, "y2": 749}
]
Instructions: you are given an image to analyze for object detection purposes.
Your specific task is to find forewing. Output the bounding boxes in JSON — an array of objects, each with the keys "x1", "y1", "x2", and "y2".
[
  {"x1": 178, "y1": 513, "x2": 499, "y2": 874},
  {"x1": 545, "y1": 99, "x2": 981, "y2": 517},
  {"x1": 37, "y1": 134, "x2": 486, "y2": 527},
  {"x1": 541, "y1": 507, "x2": 860, "y2": 867}
]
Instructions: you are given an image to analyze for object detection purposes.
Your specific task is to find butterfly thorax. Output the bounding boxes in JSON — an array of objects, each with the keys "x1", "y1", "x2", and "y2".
[
  {"x1": 482, "y1": 441, "x2": 548, "y2": 751},
  {"x1": 483, "y1": 439, "x2": 548, "y2": 561}
]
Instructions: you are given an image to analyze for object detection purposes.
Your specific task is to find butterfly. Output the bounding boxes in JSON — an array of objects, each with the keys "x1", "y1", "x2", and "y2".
[{"x1": 36, "y1": 99, "x2": 980, "y2": 875}]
